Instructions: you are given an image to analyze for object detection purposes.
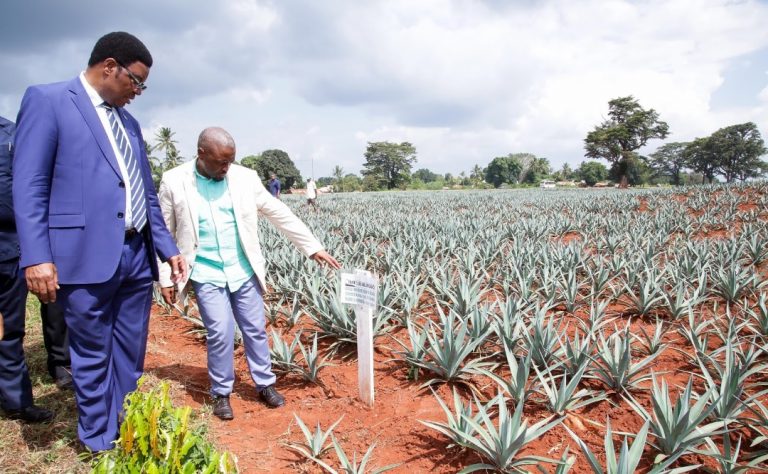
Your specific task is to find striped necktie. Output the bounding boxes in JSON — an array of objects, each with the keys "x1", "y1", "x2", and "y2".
[{"x1": 103, "y1": 104, "x2": 147, "y2": 233}]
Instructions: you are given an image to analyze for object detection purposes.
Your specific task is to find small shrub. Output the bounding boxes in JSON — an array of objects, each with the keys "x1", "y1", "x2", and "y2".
[{"x1": 91, "y1": 378, "x2": 238, "y2": 473}]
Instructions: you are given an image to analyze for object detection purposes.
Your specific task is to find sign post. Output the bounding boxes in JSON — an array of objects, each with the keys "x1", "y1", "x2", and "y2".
[{"x1": 340, "y1": 270, "x2": 377, "y2": 407}]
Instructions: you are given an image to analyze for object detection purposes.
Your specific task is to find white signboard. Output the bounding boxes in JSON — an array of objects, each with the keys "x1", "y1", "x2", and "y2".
[
  {"x1": 340, "y1": 271, "x2": 378, "y2": 308},
  {"x1": 339, "y1": 270, "x2": 377, "y2": 407}
]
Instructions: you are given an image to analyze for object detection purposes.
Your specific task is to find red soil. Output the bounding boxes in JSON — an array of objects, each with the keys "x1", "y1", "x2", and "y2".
[{"x1": 144, "y1": 302, "x2": 755, "y2": 473}]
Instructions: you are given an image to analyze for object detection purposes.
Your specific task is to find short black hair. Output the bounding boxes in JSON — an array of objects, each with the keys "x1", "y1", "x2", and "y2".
[{"x1": 88, "y1": 31, "x2": 153, "y2": 68}]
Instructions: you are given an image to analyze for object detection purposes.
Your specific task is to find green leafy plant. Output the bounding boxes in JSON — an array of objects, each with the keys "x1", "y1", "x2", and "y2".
[
  {"x1": 313, "y1": 438, "x2": 400, "y2": 474},
  {"x1": 626, "y1": 374, "x2": 724, "y2": 467},
  {"x1": 694, "y1": 340, "x2": 768, "y2": 422},
  {"x1": 91, "y1": 378, "x2": 238, "y2": 473},
  {"x1": 523, "y1": 304, "x2": 564, "y2": 369},
  {"x1": 481, "y1": 348, "x2": 536, "y2": 405},
  {"x1": 558, "y1": 329, "x2": 594, "y2": 378},
  {"x1": 700, "y1": 434, "x2": 768, "y2": 474},
  {"x1": 591, "y1": 325, "x2": 662, "y2": 392},
  {"x1": 622, "y1": 274, "x2": 665, "y2": 316},
  {"x1": 419, "y1": 388, "x2": 479, "y2": 448},
  {"x1": 391, "y1": 319, "x2": 428, "y2": 380},
  {"x1": 279, "y1": 293, "x2": 305, "y2": 328},
  {"x1": 294, "y1": 332, "x2": 334, "y2": 385},
  {"x1": 565, "y1": 419, "x2": 699, "y2": 474},
  {"x1": 745, "y1": 292, "x2": 768, "y2": 339},
  {"x1": 408, "y1": 305, "x2": 492, "y2": 388},
  {"x1": 269, "y1": 329, "x2": 301, "y2": 374},
  {"x1": 533, "y1": 363, "x2": 607, "y2": 417},
  {"x1": 284, "y1": 413, "x2": 344, "y2": 460},
  {"x1": 632, "y1": 317, "x2": 669, "y2": 356},
  {"x1": 451, "y1": 395, "x2": 563, "y2": 473},
  {"x1": 712, "y1": 263, "x2": 756, "y2": 305}
]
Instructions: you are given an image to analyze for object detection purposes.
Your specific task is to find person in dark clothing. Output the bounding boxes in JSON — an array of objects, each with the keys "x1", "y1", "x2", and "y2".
[
  {"x1": 40, "y1": 302, "x2": 72, "y2": 389},
  {"x1": 268, "y1": 173, "x2": 281, "y2": 198},
  {"x1": 0, "y1": 115, "x2": 54, "y2": 423}
]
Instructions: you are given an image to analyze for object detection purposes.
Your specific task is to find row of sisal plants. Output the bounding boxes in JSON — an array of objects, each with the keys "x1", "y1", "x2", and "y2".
[{"x1": 156, "y1": 182, "x2": 768, "y2": 472}]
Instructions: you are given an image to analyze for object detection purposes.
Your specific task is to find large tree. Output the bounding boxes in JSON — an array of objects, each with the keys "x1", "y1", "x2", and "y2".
[
  {"x1": 684, "y1": 137, "x2": 719, "y2": 184},
  {"x1": 412, "y1": 168, "x2": 439, "y2": 183},
  {"x1": 521, "y1": 156, "x2": 552, "y2": 184},
  {"x1": 649, "y1": 142, "x2": 689, "y2": 185},
  {"x1": 584, "y1": 96, "x2": 669, "y2": 186},
  {"x1": 484, "y1": 155, "x2": 523, "y2": 188},
  {"x1": 241, "y1": 149, "x2": 302, "y2": 189},
  {"x1": 577, "y1": 160, "x2": 608, "y2": 186},
  {"x1": 361, "y1": 141, "x2": 417, "y2": 190},
  {"x1": 710, "y1": 122, "x2": 768, "y2": 182},
  {"x1": 618, "y1": 154, "x2": 652, "y2": 186},
  {"x1": 509, "y1": 153, "x2": 535, "y2": 183}
]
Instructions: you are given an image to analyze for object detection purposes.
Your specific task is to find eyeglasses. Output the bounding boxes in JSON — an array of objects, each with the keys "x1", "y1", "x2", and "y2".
[{"x1": 116, "y1": 61, "x2": 147, "y2": 91}]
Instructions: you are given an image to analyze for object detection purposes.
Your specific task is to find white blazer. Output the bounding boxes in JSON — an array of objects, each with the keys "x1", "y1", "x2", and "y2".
[{"x1": 157, "y1": 160, "x2": 324, "y2": 291}]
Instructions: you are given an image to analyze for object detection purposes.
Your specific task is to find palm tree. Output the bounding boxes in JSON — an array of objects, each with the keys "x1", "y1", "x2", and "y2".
[
  {"x1": 152, "y1": 127, "x2": 181, "y2": 170},
  {"x1": 470, "y1": 164, "x2": 484, "y2": 185},
  {"x1": 144, "y1": 142, "x2": 163, "y2": 191},
  {"x1": 332, "y1": 165, "x2": 344, "y2": 192}
]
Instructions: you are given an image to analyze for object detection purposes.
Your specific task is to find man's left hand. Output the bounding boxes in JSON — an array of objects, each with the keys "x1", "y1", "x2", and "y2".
[
  {"x1": 311, "y1": 250, "x2": 341, "y2": 270},
  {"x1": 168, "y1": 255, "x2": 188, "y2": 284}
]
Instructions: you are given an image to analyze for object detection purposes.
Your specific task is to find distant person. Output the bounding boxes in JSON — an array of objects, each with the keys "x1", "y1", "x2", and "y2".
[
  {"x1": 0, "y1": 114, "x2": 54, "y2": 423},
  {"x1": 306, "y1": 178, "x2": 318, "y2": 209},
  {"x1": 268, "y1": 173, "x2": 281, "y2": 198},
  {"x1": 158, "y1": 127, "x2": 340, "y2": 420},
  {"x1": 13, "y1": 32, "x2": 186, "y2": 451}
]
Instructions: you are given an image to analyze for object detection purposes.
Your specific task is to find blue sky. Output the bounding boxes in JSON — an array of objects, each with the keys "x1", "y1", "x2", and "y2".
[{"x1": 1, "y1": 0, "x2": 767, "y2": 179}]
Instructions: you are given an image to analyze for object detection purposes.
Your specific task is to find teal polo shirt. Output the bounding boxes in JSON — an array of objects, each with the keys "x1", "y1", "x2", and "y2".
[{"x1": 190, "y1": 165, "x2": 254, "y2": 291}]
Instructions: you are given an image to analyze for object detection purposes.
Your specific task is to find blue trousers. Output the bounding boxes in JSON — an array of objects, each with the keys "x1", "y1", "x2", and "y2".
[
  {"x1": 192, "y1": 275, "x2": 275, "y2": 397},
  {"x1": 58, "y1": 232, "x2": 152, "y2": 451},
  {"x1": 0, "y1": 259, "x2": 33, "y2": 411}
]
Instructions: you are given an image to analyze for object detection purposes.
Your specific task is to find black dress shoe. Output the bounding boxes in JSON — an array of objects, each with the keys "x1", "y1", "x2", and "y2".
[
  {"x1": 4, "y1": 405, "x2": 55, "y2": 423},
  {"x1": 211, "y1": 396, "x2": 234, "y2": 420},
  {"x1": 258, "y1": 385, "x2": 285, "y2": 408},
  {"x1": 52, "y1": 366, "x2": 74, "y2": 391},
  {"x1": 55, "y1": 373, "x2": 74, "y2": 391}
]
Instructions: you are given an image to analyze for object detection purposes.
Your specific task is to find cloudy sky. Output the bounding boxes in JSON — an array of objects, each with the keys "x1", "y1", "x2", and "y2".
[{"x1": 1, "y1": 0, "x2": 767, "y2": 179}]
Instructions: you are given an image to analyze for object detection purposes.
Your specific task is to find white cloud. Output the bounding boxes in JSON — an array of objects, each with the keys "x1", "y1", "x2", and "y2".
[{"x1": 2, "y1": 0, "x2": 768, "y2": 176}]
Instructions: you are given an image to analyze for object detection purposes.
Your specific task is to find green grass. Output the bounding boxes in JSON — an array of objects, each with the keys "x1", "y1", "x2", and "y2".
[{"x1": 0, "y1": 296, "x2": 86, "y2": 473}]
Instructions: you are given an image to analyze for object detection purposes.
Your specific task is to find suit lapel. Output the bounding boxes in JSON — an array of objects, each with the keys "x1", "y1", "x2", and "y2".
[
  {"x1": 67, "y1": 78, "x2": 122, "y2": 178},
  {"x1": 182, "y1": 162, "x2": 200, "y2": 239}
]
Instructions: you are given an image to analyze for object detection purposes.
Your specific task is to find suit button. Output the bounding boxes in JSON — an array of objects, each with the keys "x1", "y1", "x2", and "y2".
[
  {"x1": 117, "y1": 212, "x2": 124, "y2": 219},
  {"x1": 119, "y1": 181, "x2": 125, "y2": 188}
]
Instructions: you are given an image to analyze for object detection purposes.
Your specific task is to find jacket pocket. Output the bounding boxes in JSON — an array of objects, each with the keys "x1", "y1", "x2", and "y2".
[{"x1": 49, "y1": 214, "x2": 85, "y2": 228}]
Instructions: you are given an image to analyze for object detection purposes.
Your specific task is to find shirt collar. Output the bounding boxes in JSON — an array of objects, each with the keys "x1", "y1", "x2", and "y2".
[{"x1": 79, "y1": 71, "x2": 108, "y2": 108}]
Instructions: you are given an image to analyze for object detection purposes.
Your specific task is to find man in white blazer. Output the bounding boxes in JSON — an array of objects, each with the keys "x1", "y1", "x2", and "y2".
[{"x1": 158, "y1": 127, "x2": 340, "y2": 420}]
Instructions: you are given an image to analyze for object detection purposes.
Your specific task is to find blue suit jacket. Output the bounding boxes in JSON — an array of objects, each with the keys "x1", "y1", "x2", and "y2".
[{"x1": 12, "y1": 77, "x2": 179, "y2": 284}]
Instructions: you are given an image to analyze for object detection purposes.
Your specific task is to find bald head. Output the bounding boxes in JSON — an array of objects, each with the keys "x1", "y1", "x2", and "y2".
[
  {"x1": 198, "y1": 127, "x2": 235, "y2": 151},
  {"x1": 196, "y1": 127, "x2": 236, "y2": 181}
]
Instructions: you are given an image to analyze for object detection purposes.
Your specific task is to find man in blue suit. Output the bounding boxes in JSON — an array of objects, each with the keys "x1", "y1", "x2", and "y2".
[
  {"x1": 0, "y1": 115, "x2": 54, "y2": 423},
  {"x1": 13, "y1": 32, "x2": 187, "y2": 451}
]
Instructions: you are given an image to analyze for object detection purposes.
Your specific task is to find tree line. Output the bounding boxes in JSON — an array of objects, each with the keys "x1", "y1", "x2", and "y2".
[{"x1": 146, "y1": 95, "x2": 766, "y2": 192}]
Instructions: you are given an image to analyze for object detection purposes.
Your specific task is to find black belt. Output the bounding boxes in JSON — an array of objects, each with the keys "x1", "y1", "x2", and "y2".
[{"x1": 125, "y1": 228, "x2": 140, "y2": 238}]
